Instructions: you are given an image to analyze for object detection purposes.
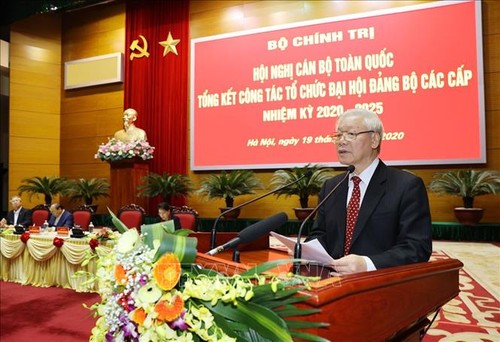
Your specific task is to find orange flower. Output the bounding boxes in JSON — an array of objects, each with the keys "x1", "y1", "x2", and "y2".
[
  {"x1": 153, "y1": 253, "x2": 181, "y2": 290},
  {"x1": 131, "y1": 307, "x2": 147, "y2": 326},
  {"x1": 114, "y1": 264, "x2": 128, "y2": 285},
  {"x1": 154, "y1": 295, "x2": 184, "y2": 322}
]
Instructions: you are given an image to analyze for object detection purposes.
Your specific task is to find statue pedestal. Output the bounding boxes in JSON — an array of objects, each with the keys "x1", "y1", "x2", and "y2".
[{"x1": 108, "y1": 158, "x2": 150, "y2": 214}]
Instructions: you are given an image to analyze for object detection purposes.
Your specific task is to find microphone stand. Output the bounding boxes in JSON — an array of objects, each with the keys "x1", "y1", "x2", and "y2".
[
  {"x1": 293, "y1": 166, "x2": 355, "y2": 274},
  {"x1": 232, "y1": 248, "x2": 240, "y2": 262},
  {"x1": 209, "y1": 171, "x2": 313, "y2": 250}
]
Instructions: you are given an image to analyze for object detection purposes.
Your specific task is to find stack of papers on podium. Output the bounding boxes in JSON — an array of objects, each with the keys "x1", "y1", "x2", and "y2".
[{"x1": 270, "y1": 232, "x2": 335, "y2": 265}]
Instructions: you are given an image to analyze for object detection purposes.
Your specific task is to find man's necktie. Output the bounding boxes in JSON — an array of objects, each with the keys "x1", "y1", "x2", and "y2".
[{"x1": 344, "y1": 176, "x2": 361, "y2": 256}]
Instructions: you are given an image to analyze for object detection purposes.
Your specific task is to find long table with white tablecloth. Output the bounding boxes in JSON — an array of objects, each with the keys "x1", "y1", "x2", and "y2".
[{"x1": 0, "y1": 232, "x2": 112, "y2": 292}]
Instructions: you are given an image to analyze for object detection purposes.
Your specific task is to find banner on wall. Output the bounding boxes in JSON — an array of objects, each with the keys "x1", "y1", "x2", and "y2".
[{"x1": 190, "y1": 0, "x2": 484, "y2": 170}]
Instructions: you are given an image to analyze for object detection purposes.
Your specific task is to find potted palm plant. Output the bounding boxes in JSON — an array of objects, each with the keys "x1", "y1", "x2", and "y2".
[
  {"x1": 138, "y1": 172, "x2": 193, "y2": 204},
  {"x1": 17, "y1": 176, "x2": 69, "y2": 206},
  {"x1": 270, "y1": 164, "x2": 335, "y2": 220},
  {"x1": 428, "y1": 169, "x2": 500, "y2": 224},
  {"x1": 196, "y1": 170, "x2": 263, "y2": 219},
  {"x1": 65, "y1": 178, "x2": 110, "y2": 212}
]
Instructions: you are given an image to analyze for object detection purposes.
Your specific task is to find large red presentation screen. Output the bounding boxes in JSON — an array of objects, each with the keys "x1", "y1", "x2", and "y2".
[{"x1": 190, "y1": 0, "x2": 484, "y2": 171}]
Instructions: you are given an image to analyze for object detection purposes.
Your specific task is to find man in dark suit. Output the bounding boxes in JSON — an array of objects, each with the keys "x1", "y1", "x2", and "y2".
[
  {"x1": 0, "y1": 196, "x2": 32, "y2": 227},
  {"x1": 48, "y1": 203, "x2": 74, "y2": 227},
  {"x1": 307, "y1": 108, "x2": 432, "y2": 275}
]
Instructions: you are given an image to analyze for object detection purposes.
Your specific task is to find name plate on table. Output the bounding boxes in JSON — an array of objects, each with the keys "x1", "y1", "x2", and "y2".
[
  {"x1": 57, "y1": 227, "x2": 70, "y2": 235},
  {"x1": 29, "y1": 226, "x2": 40, "y2": 233}
]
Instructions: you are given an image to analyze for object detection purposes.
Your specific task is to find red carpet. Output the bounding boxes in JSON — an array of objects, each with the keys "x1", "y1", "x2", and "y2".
[
  {"x1": 423, "y1": 247, "x2": 500, "y2": 341},
  {"x1": 0, "y1": 281, "x2": 100, "y2": 342}
]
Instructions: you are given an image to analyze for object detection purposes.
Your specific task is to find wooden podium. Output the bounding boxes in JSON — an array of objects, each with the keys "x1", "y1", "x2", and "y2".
[
  {"x1": 108, "y1": 158, "x2": 150, "y2": 213},
  {"x1": 195, "y1": 243, "x2": 463, "y2": 341}
]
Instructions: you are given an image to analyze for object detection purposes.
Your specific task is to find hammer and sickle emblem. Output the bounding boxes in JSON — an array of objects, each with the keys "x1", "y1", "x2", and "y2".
[{"x1": 129, "y1": 35, "x2": 150, "y2": 60}]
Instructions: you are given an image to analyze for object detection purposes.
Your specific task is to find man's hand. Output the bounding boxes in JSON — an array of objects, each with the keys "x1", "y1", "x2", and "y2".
[
  {"x1": 329, "y1": 254, "x2": 367, "y2": 275},
  {"x1": 0, "y1": 218, "x2": 6, "y2": 228}
]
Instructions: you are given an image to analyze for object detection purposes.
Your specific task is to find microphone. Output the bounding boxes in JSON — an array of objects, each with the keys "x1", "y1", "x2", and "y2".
[
  {"x1": 209, "y1": 170, "x2": 313, "y2": 249},
  {"x1": 293, "y1": 165, "x2": 355, "y2": 274},
  {"x1": 207, "y1": 212, "x2": 288, "y2": 256}
]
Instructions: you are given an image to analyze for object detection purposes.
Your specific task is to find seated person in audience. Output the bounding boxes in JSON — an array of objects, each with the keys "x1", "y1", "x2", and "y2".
[
  {"x1": 48, "y1": 203, "x2": 74, "y2": 227},
  {"x1": 113, "y1": 108, "x2": 147, "y2": 143},
  {"x1": 0, "y1": 196, "x2": 32, "y2": 228},
  {"x1": 158, "y1": 202, "x2": 181, "y2": 230}
]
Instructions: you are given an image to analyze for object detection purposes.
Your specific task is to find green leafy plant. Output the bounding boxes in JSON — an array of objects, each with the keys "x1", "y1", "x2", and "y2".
[
  {"x1": 428, "y1": 169, "x2": 500, "y2": 208},
  {"x1": 138, "y1": 172, "x2": 193, "y2": 204},
  {"x1": 270, "y1": 164, "x2": 335, "y2": 208},
  {"x1": 65, "y1": 178, "x2": 110, "y2": 206},
  {"x1": 196, "y1": 170, "x2": 264, "y2": 207},
  {"x1": 17, "y1": 176, "x2": 69, "y2": 205}
]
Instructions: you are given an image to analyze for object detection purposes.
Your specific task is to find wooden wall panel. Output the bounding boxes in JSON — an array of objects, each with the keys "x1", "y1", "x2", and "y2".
[
  {"x1": 60, "y1": 137, "x2": 105, "y2": 164},
  {"x1": 482, "y1": 1, "x2": 500, "y2": 224},
  {"x1": 9, "y1": 164, "x2": 60, "y2": 189},
  {"x1": 10, "y1": 111, "x2": 58, "y2": 139},
  {"x1": 10, "y1": 136, "x2": 59, "y2": 164},
  {"x1": 62, "y1": 3, "x2": 124, "y2": 39},
  {"x1": 62, "y1": 4, "x2": 125, "y2": 60},
  {"x1": 59, "y1": 2, "x2": 126, "y2": 213},
  {"x1": 64, "y1": 32, "x2": 125, "y2": 59},
  {"x1": 95, "y1": 108, "x2": 125, "y2": 138},
  {"x1": 9, "y1": 13, "x2": 61, "y2": 41},
  {"x1": 60, "y1": 112, "x2": 98, "y2": 139},
  {"x1": 61, "y1": 107, "x2": 124, "y2": 139},
  {"x1": 483, "y1": 33, "x2": 500, "y2": 73},
  {"x1": 486, "y1": 149, "x2": 500, "y2": 169},
  {"x1": 61, "y1": 163, "x2": 109, "y2": 179},
  {"x1": 9, "y1": 35, "x2": 60, "y2": 63},
  {"x1": 9, "y1": 60, "x2": 60, "y2": 87},
  {"x1": 62, "y1": 89, "x2": 123, "y2": 113},
  {"x1": 8, "y1": 13, "x2": 62, "y2": 210},
  {"x1": 485, "y1": 71, "x2": 500, "y2": 110},
  {"x1": 8, "y1": 54, "x2": 59, "y2": 74},
  {"x1": 483, "y1": 0, "x2": 500, "y2": 35},
  {"x1": 9, "y1": 84, "x2": 60, "y2": 113},
  {"x1": 486, "y1": 110, "x2": 500, "y2": 149}
]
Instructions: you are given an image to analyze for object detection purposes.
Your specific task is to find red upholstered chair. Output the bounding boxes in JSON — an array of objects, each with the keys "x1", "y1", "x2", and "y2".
[
  {"x1": 71, "y1": 205, "x2": 94, "y2": 230},
  {"x1": 117, "y1": 204, "x2": 145, "y2": 233},
  {"x1": 171, "y1": 205, "x2": 199, "y2": 230},
  {"x1": 31, "y1": 204, "x2": 50, "y2": 226}
]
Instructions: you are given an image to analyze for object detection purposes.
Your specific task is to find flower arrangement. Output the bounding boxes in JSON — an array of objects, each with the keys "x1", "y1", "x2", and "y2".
[
  {"x1": 94, "y1": 227, "x2": 118, "y2": 241},
  {"x1": 83, "y1": 210, "x2": 328, "y2": 342},
  {"x1": 95, "y1": 138, "x2": 155, "y2": 162}
]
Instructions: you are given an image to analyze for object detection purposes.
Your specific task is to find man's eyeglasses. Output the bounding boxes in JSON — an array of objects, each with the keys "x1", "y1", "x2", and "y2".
[{"x1": 330, "y1": 130, "x2": 374, "y2": 144}]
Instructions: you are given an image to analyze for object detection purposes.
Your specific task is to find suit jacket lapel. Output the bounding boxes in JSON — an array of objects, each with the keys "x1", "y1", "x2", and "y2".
[
  {"x1": 352, "y1": 162, "x2": 387, "y2": 244},
  {"x1": 330, "y1": 176, "x2": 349, "y2": 253}
]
